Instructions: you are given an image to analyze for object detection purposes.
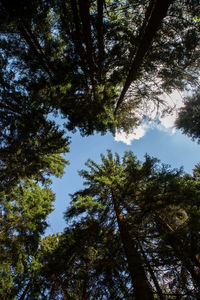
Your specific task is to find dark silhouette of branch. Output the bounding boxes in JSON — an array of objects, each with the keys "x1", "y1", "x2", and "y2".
[{"x1": 114, "y1": 0, "x2": 174, "y2": 115}]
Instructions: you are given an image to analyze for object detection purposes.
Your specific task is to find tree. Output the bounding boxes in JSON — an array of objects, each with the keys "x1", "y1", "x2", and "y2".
[
  {"x1": 1, "y1": 0, "x2": 199, "y2": 193},
  {"x1": 66, "y1": 151, "x2": 158, "y2": 299},
  {"x1": 0, "y1": 132, "x2": 69, "y2": 299},
  {"x1": 66, "y1": 150, "x2": 200, "y2": 298},
  {"x1": 151, "y1": 171, "x2": 200, "y2": 294},
  {"x1": 122, "y1": 151, "x2": 200, "y2": 295},
  {"x1": 0, "y1": 0, "x2": 70, "y2": 192},
  {"x1": 0, "y1": 55, "x2": 69, "y2": 192},
  {"x1": 1, "y1": 0, "x2": 200, "y2": 298},
  {"x1": 3, "y1": 150, "x2": 200, "y2": 298},
  {"x1": 0, "y1": 179, "x2": 55, "y2": 299},
  {"x1": 176, "y1": 90, "x2": 200, "y2": 143},
  {"x1": 1, "y1": 0, "x2": 200, "y2": 135},
  {"x1": 15, "y1": 220, "x2": 131, "y2": 299}
]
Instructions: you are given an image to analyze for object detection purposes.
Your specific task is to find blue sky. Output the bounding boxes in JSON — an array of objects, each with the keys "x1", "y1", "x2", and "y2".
[{"x1": 45, "y1": 125, "x2": 200, "y2": 235}]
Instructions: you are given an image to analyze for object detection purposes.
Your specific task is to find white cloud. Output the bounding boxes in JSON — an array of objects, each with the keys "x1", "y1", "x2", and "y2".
[
  {"x1": 115, "y1": 124, "x2": 148, "y2": 145},
  {"x1": 114, "y1": 90, "x2": 185, "y2": 145}
]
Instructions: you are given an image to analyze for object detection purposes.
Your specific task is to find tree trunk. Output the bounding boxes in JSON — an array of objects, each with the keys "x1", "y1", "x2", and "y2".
[
  {"x1": 137, "y1": 239, "x2": 164, "y2": 300},
  {"x1": 114, "y1": 0, "x2": 174, "y2": 114},
  {"x1": 97, "y1": 0, "x2": 104, "y2": 82},
  {"x1": 111, "y1": 189, "x2": 154, "y2": 300},
  {"x1": 78, "y1": 0, "x2": 97, "y2": 99},
  {"x1": 105, "y1": 268, "x2": 115, "y2": 300}
]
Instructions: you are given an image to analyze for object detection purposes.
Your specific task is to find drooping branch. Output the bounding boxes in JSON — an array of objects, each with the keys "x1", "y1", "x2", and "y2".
[
  {"x1": 19, "y1": 25, "x2": 54, "y2": 81},
  {"x1": 114, "y1": 0, "x2": 174, "y2": 115},
  {"x1": 24, "y1": 25, "x2": 55, "y2": 75}
]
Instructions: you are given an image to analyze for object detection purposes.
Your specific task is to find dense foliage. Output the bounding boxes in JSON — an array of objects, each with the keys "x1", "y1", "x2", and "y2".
[
  {"x1": 176, "y1": 90, "x2": 200, "y2": 143},
  {"x1": 1, "y1": 0, "x2": 200, "y2": 299},
  {"x1": 0, "y1": 0, "x2": 200, "y2": 135},
  {"x1": 3, "y1": 151, "x2": 200, "y2": 299},
  {"x1": 64, "y1": 151, "x2": 200, "y2": 298}
]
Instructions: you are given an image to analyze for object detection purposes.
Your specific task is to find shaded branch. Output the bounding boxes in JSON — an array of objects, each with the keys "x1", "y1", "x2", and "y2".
[{"x1": 19, "y1": 24, "x2": 54, "y2": 81}]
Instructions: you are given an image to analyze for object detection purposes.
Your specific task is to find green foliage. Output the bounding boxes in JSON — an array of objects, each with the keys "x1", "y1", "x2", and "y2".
[
  {"x1": 65, "y1": 150, "x2": 200, "y2": 297},
  {"x1": 1, "y1": 0, "x2": 200, "y2": 135},
  {"x1": 176, "y1": 90, "x2": 200, "y2": 143},
  {"x1": 14, "y1": 221, "x2": 130, "y2": 299},
  {"x1": 0, "y1": 89, "x2": 70, "y2": 191},
  {"x1": 2, "y1": 150, "x2": 200, "y2": 298},
  {"x1": 1, "y1": 0, "x2": 200, "y2": 298},
  {"x1": 0, "y1": 179, "x2": 55, "y2": 298}
]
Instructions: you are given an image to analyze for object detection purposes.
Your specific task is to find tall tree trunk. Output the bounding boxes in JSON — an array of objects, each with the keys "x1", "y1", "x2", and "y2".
[
  {"x1": 106, "y1": 268, "x2": 115, "y2": 300},
  {"x1": 69, "y1": 0, "x2": 90, "y2": 90},
  {"x1": 97, "y1": 0, "x2": 104, "y2": 83},
  {"x1": 114, "y1": 0, "x2": 174, "y2": 114},
  {"x1": 78, "y1": 0, "x2": 97, "y2": 100},
  {"x1": 111, "y1": 188, "x2": 154, "y2": 300}
]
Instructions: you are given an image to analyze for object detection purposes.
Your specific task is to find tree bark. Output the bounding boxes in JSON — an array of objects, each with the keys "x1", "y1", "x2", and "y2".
[{"x1": 111, "y1": 188, "x2": 154, "y2": 300}]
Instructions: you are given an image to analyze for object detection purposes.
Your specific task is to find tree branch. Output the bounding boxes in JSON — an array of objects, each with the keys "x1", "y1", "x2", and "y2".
[{"x1": 114, "y1": 0, "x2": 174, "y2": 115}]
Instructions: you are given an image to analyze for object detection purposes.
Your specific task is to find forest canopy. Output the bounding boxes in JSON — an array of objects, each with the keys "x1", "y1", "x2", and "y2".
[
  {"x1": 1, "y1": 0, "x2": 200, "y2": 299},
  {"x1": 1, "y1": 0, "x2": 200, "y2": 135}
]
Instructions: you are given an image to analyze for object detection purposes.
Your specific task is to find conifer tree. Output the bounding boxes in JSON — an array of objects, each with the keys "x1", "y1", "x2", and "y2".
[
  {"x1": 0, "y1": 179, "x2": 55, "y2": 298},
  {"x1": 0, "y1": 58, "x2": 69, "y2": 191},
  {"x1": 4, "y1": 151, "x2": 200, "y2": 298},
  {"x1": 14, "y1": 220, "x2": 131, "y2": 299},
  {"x1": 1, "y1": 0, "x2": 200, "y2": 134},
  {"x1": 176, "y1": 90, "x2": 200, "y2": 143},
  {"x1": 65, "y1": 150, "x2": 200, "y2": 298},
  {"x1": 66, "y1": 151, "x2": 158, "y2": 299}
]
